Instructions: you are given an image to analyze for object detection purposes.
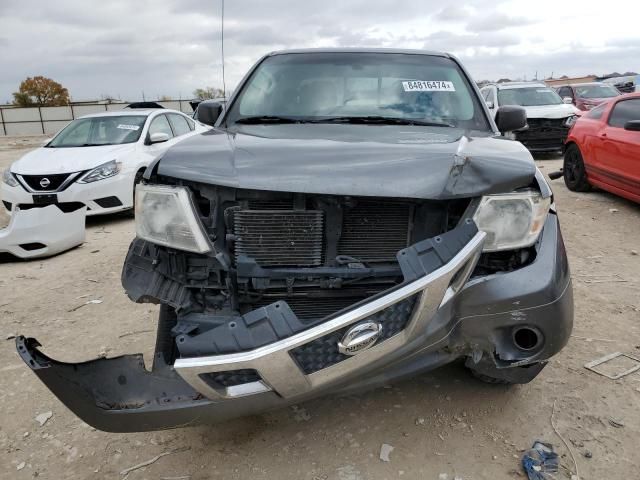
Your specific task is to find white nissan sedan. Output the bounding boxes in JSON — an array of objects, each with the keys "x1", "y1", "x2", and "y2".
[{"x1": 1, "y1": 108, "x2": 209, "y2": 216}]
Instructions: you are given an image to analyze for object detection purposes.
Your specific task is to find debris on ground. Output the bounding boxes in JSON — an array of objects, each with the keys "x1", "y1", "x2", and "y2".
[
  {"x1": 119, "y1": 447, "x2": 189, "y2": 477},
  {"x1": 609, "y1": 208, "x2": 619, "y2": 213},
  {"x1": 6, "y1": 333, "x2": 15, "y2": 340},
  {"x1": 584, "y1": 352, "x2": 640, "y2": 379},
  {"x1": 521, "y1": 441, "x2": 559, "y2": 479},
  {"x1": 68, "y1": 299, "x2": 103, "y2": 312},
  {"x1": 631, "y1": 249, "x2": 638, "y2": 256},
  {"x1": 608, "y1": 418, "x2": 625, "y2": 428},
  {"x1": 415, "y1": 417, "x2": 425, "y2": 425},
  {"x1": 291, "y1": 405, "x2": 311, "y2": 422},
  {"x1": 379, "y1": 443, "x2": 394, "y2": 462},
  {"x1": 34, "y1": 411, "x2": 53, "y2": 426},
  {"x1": 16, "y1": 461, "x2": 26, "y2": 470}
]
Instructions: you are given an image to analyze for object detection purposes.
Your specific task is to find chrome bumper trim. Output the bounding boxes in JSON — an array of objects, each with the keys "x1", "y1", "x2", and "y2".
[{"x1": 175, "y1": 231, "x2": 486, "y2": 400}]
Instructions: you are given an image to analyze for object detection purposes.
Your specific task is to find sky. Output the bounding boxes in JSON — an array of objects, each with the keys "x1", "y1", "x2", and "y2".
[{"x1": 1, "y1": 0, "x2": 638, "y2": 103}]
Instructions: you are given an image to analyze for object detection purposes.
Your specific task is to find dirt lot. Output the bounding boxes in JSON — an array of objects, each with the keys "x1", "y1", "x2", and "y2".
[{"x1": 1, "y1": 136, "x2": 639, "y2": 480}]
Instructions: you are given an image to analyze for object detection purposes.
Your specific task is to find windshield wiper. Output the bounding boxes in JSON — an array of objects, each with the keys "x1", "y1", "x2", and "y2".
[
  {"x1": 235, "y1": 116, "x2": 301, "y2": 124},
  {"x1": 310, "y1": 116, "x2": 454, "y2": 127}
]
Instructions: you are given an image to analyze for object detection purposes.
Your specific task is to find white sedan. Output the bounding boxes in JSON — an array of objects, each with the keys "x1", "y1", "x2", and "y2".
[{"x1": 1, "y1": 108, "x2": 209, "y2": 216}]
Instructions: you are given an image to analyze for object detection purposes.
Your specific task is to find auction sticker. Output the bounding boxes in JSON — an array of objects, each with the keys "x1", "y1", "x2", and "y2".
[
  {"x1": 402, "y1": 81, "x2": 455, "y2": 92},
  {"x1": 117, "y1": 124, "x2": 140, "y2": 131}
]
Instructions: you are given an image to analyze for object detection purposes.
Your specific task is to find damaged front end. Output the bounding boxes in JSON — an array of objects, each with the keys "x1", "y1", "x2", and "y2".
[{"x1": 17, "y1": 177, "x2": 573, "y2": 432}]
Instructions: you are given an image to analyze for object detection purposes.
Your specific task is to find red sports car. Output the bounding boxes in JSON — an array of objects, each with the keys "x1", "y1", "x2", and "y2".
[{"x1": 564, "y1": 93, "x2": 640, "y2": 203}]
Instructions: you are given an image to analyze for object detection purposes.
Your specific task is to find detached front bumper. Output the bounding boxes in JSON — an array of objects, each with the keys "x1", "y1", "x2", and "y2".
[
  {"x1": 17, "y1": 215, "x2": 572, "y2": 432},
  {"x1": 0, "y1": 204, "x2": 86, "y2": 259}
]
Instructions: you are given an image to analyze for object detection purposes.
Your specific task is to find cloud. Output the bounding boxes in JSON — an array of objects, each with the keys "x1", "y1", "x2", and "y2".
[
  {"x1": 0, "y1": 0, "x2": 638, "y2": 103},
  {"x1": 433, "y1": 6, "x2": 474, "y2": 21},
  {"x1": 467, "y1": 14, "x2": 536, "y2": 32}
]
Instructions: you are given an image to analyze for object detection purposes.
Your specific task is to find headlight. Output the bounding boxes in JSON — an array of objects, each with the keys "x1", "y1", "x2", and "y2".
[
  {"x1": 564, "y1": 115, "x2": 578, "y2": 127},
  {"x1": 78, "y1": 160, "x2": 121, "y2": 183},
  {"x1": 135, "y1": 184, "x2": 211, "y2": 253},
  {"x1": 473, "y1": 190, "x2": 550, "y2": 252},
  {"x1": 2, "y1": 169, "x2": 18, "y2": 187}
]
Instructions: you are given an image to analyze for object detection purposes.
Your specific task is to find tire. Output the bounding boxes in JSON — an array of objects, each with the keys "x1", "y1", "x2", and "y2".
[
  {"x1": 469, "y1": 369, "x2": 513, "y2": 385},
  {"x1": 464, "y1": 357, "x2": 546, "y2": 385},
  {"x1": 563, "y1": 143, "x2": 591, "y2": 192}
]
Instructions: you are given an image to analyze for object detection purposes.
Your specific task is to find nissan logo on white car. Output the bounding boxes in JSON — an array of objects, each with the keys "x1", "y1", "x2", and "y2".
[
  {"x1": 337, "y1": 320, "x2": 383, "y2": 356},
  {"x1": 39, "y1": 178, "x2": 51, "y2": 188}
]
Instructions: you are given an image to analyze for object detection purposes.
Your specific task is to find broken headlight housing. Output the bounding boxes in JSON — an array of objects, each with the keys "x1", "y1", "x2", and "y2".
[
  {"x1": 78, "y1": 160, "x2": 121, "y2": 183},
  {"x1": 564, "y1": 115, "x2": 578, "y2": 128},
  {"x1": 2, "y1": 169, "x2": 18, "y2": 187},
  {"x1": 135, "y1": 184, "x2": 211, "y2": 253},
  {"x1": 473, "y1": 190, "x2": 550, "y2": 252}
]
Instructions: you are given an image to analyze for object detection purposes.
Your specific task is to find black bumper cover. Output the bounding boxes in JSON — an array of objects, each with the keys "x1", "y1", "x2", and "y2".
[{"x1": 16, "y1": 215, "x2": 572, "y2": 432}]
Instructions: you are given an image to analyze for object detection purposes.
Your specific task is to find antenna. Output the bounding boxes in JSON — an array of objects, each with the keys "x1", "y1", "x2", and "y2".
[{"x1": 221, "y1": 0, "x2": 226, "y2": 99}]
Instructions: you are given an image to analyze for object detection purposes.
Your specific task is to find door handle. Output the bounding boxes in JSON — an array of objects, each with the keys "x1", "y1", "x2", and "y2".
[{"x1": 600, "y1": 132, "x2": 607, "y2": 137}]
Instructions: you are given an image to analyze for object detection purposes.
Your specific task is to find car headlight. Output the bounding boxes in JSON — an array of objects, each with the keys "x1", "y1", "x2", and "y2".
[
  {"x1": 135, "y1": 184, "x2": 211, "y2": 253},
  {"x1": 564, "y1": 115, "x2": 578, "y2": 127},
  {"x1": 78, "y1": 160, "x2": 121, "y2": 183},
  {"x1": 473, "y1": 190, "x2": 550, "y2": 252},
  {"x1": 2, "y1": 169, "x2": 18, "y2": 187}
]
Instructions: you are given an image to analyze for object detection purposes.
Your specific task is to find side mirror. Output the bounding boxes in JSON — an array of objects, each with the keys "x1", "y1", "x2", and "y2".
[
  {"x1": 196, "y1": 102, "x2": 223, "y2": 126},
  {"x1": 563, "y1": 97, "x2": 574, "y2": 104},
  {"x1": 624, "y1": 120, "x2": 640, "y2": 131},
  {"x1": 149, "y1": 132, "x2": 170, "y2": 144},
  {"x1": 495, "y1": 105, "x2": 527, "y2": 133},
  {"x1": 486, "y1": 101, "x2": 494, "y2": 109}
]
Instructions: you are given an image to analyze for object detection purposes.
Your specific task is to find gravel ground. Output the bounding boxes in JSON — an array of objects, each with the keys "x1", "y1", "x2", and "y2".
[{"x1": 1, "y1": 136, "x2": 639, "y2": 479}]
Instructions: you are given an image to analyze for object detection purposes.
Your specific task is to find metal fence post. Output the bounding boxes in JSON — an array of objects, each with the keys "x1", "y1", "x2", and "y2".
[
  {"x1": 38, "y1": 106, "x2": 45, "y2": 134},
  {"x1": 0, "y1": 108, "x2": 6, "y2": 136}
]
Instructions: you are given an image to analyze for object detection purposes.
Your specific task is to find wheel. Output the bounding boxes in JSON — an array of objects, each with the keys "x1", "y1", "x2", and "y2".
[
  {"x1": 465, "y1": 357, "x2": 547, "y2": 385},
  {"x1": 469, "y1": 369, "x2": 513, "y2": 385},
  {"x1": 563, "y1": 144, "x2": 591, "y2": 192}
]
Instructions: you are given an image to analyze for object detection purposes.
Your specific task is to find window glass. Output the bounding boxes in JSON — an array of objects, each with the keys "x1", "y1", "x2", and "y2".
[
  {"x1": 185, "y1": 116, "x2": 195, "y2": 131},
  {"x1": 149, "y1": 115, "x2": 174, "y2": 137},
  {"x1": 168, "y1": 113, "x2": 191, "y2": 136},
  {"x1": 608, "y1": 99, "x2": 640, "y2": 128},
  {"x1": 575, "y1": 84, "x2": 619, "y2": 99},
  {"x1": 48, "y1": 115, "x2": 146, "y2": 147},
  {"x1": 585, "y1": 104, "x2": 606, "y2": 120},
  {"x1": 498, "y1": 87, "x2": 563, "y2": 106},
  {"x1": 226, "y1": 52, "x2": 490, "y2": 131}
]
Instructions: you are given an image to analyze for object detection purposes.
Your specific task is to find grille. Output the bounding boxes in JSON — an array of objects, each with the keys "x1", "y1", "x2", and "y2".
[
  {"x1": 233, "y1": 210, "x2": 324, "y2": 266},
  {"x1": 247, "y1": 199, "x2": 294, "y2": 210},
  {"x1": 248, "y1": 289, "x2": 389, "y2": 322},
  {"x1": 516, "y1": 119, "x2": 568, "y2": 151},
  {"x1": 200, "y1": 369, "x2": 261, "y2": 387},
  {"x1": 338, "y1": 200, "x2": 411, "y2": 263},
  {"x1": 290, "y1": 293, "x2": 418, "y2": 374},
  {"x1": 94, "y1": 196, "x2": 123, "y2": 208},
  {"x1": 20, "y1": 173, "x2": 74, "y2": 191}
]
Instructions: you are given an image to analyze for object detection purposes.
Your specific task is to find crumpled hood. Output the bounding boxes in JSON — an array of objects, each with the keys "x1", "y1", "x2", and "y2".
[
  {"x1": 11, "y1": 144, "x2": 134, "y2": 175},
  {"x1": 155, "y1": 124, "x2": 536, "y2": 200},
  {"x1": 523, "y1": 103, "x2": 579, "y2": 120}
]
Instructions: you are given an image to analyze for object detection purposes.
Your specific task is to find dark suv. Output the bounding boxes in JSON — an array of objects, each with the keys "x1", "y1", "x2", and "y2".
[{"x1": 17, "y1": 49, "x2": 573, "y2": 432}]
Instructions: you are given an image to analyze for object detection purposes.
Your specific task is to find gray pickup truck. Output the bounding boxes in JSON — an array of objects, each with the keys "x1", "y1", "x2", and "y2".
[{"x1": 17, "y1": 48, "x2": 573, "y2": 432}]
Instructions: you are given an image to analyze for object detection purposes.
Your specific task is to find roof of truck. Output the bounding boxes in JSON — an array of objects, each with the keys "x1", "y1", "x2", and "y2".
[{"x1": 267, "y1": 47, "x2": 449, "y2": 58}]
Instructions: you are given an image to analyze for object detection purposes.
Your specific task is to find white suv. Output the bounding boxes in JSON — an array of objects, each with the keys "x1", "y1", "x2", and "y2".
[{"x1": 480, "y1": 82, "x2": 579, "y2": 153}]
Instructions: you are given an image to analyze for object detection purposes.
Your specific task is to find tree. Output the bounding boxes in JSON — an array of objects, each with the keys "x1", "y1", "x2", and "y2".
[
  {"x1": 193, "y1": 87, "x2": 224, "y2": 100},
  {"x1": 12, "y1": 76, "x2": 70, "y2": 106}
]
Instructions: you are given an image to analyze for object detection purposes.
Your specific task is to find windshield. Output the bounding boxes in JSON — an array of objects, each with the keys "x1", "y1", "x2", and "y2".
[
  {"x1": 575, "y1": 84, "x2": 620, "y2": 99},
  {"x1": 225, "y1": 52, "x2": 490, "y2": 130},
  {"x1": 48, "y1": 115, "x2": 147, "y2": 147},
  {"x1": 498, "y1": 87, "x2": 563, "y2": 107}
]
